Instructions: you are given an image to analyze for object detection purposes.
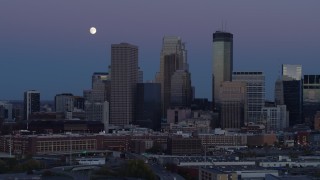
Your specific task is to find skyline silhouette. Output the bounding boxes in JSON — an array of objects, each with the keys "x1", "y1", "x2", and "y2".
[{"x1": 1, "y1": 0, "x2": 320, "y2": 100}]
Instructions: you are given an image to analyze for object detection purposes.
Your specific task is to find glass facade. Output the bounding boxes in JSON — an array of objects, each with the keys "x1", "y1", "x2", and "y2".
[
  {"x1": 282, "y1": 80, "x2": 303, "y2": 126},
  {"x1": 135, "y1": 83, "x2": 161, "y2": 130},
  {"x1": 303, "y1": 75, "x2": 320, "y2": 127},
  {"x1": 282, "y1": 64, "x2": 302, "y2": 80},
  {"x1": 212, "y1": 31, "x2": 233, "y2": 106}
]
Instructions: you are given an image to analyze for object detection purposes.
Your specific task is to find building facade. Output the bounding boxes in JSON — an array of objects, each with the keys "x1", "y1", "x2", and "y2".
[
  {"x1": 134, "y1": 83, "x2": 161, "y2": 130},
  {"x1": 24, "y1": 90, "x2": 40, "y2": 120},
  {"x1": 261, "y1": 105, "x2": 289, "y2": 132},
  {"x1": 232, "y1": 72, "x2": 265, "y2": 124},
  {"x1": 55, "y1": 93, "x2": 74, "y2": 112},
  {"x1": 218, "y1": 81, "x2": 246, "y2": 129},
  {"x1": 281, "y1": 64, "x2": 303, "y2": 126},
  {"x1": 110, "y1": 43, "x2": 138, "y2": 126},
  {"x1": 303, "y1": 75, "x2": 320, "y2": 128},
  {"x1": 212, "y1": 31, "x2": 233, "y2": 108},
  {"x1": 158, "y1": 36, "x2": 186, "y2": 118},
  {"x1": 170, "y1": 70, "x2": 192, "y2": 108}
]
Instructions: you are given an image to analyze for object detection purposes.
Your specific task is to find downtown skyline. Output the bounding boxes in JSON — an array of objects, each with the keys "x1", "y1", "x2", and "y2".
[{"x1": 1, "y1": 0, "x2": 320, "y2": 100}]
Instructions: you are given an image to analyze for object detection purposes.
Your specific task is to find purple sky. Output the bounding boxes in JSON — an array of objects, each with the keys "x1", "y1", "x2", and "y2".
[{"x1": 1, "y1": 0, "x2": 320, "y2": 100}]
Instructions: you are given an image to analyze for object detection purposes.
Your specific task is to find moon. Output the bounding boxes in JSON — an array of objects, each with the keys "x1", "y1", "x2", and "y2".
[{"x1": 90, "y1": 27, "x2": 96, "y2": 35}]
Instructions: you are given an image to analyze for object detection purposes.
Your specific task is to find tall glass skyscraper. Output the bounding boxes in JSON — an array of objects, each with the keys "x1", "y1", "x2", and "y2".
[
  {"x1": 212, "y1": 31, "x2": 233, "y2": 108},
  {"x1": 282, "y1": 64, "x2": 302, "y2": 81},
  {"x1": 232, "y1": 72, "x2": 265, "y2": 124},
  {"x1": 135, "y1": 83, "x2": 161, "y2": 130},
  {"x1": 281, "y1": 64, "x2": 303, "y2": 126},
  {"x1": 158, "y1": 36, "x2": 187, "y2": 118}
]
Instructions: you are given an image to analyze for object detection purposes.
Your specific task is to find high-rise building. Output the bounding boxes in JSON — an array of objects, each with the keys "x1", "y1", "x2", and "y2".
[
  {"x1": 0, "y1": 102, "x2": 13, "y2": 122},
  {"x1": 212, "y1": 31, "x2": 233, "y2": 108},
  {"x1": 135, "y1": 83, "x2": 161, "y2": 130},
  {"x1": 170, "y1": 70, "x2": 192, "y2": 107},
  {"x1": 282, "y1": 64, "x2": 302, "y2": 81},
  {"x1": 281, "y1": 64, "x2": 303, "y2": 126},
  {"x1": 275, "y1": 78, "x2": 284, "y2": 105},
  {"x1": 73, "y1": 96, "x2": 85, "y2": 111},
  {"x1": 232, "y1": 72, "x2": 265, "y2": 124},
  {"x1": 55, "y1": 93, "x2": 74, "y2": 112},
  {"x1": 159, "y1": 36, "x2": 186, "y2": 118},
  {"x1": 218, "y1": 81, "x2": 246, "y2": 129},
  {"x1": 91, "y1": 72, "x2": 110, "y2": 102},
  {"x1": 24, "y1": 90, "x2": 40, "y2": 120},
  {"x1": 110, "y1": 43, "x2": 138, "y2": 126},
  {"x1": 261, "y1": 105, "x2": 289, "y2": 132},
  {"x1": 85, "y1": 72, "x2": 111, "y2": 121},
  {"x1": 303, "y1": 75, "x2": 320, "y2": 127}
]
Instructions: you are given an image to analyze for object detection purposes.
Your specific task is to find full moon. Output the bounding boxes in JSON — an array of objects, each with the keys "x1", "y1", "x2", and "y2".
[{"x1": 90, "y1": 27, "x2": 96, "y2": 35}]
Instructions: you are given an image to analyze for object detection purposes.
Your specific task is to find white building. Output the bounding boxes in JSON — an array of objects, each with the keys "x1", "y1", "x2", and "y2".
[{"x1": 261, "y1": 105, "x2": 289, "y2": 132}]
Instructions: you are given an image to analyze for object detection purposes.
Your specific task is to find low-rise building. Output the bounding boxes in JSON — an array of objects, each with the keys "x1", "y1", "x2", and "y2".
[
  {"x1": 167, "y1": 137, "x2": 202, "y2": 155},
  {"x1": 247, "y1": 134, "x2": 277, "y2": 146}
]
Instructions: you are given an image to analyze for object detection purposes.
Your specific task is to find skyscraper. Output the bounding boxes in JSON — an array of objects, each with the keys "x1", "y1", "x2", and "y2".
[
  {"x1": 110, "y1": 43, "x2": 138, "y2": 126},
  {"x1": 158, "y1": 36, "x2": 186, "y2": 118},
  {"x1": 281, "y1": 64, "x2": 303, "y2": 126},
  {"x1": 55, "y1": 93, "x2": 74, "y2": 112},
  {"x1": 91, "y1": 72, "x2": 110, "y2": 102},
  {"x1": 275, "y1": 78, "x2": 284, "y2": 105},
  {"x1": 212, "y1": 31, "x2": 233, "y2": 108},
  {"x1": 24, "y1": 90, "x2": 40, "y2": 120},
  {"x1": 218, "y1": 81, "x2": 246, "y2": 129},
  {"x1": 85, "y1": 72, "x2": 111, "y2": 122},
  {"x1": 261, "y1": 105, "x2": 289, "y2": 132},
  {"x1": 135, "y1": 82, "x2": 161, "y2": 130},
  {"x1": 170, "y1": 70, "x2": 192, "y2": 107},
  {"x1": 232, "y1": 72, "x2": 265, "y2": 124},
  {"x1": 282, "y1": 64, "x2": 302, "y2": 81},
  {"x1": 303, "y1": 75, "x2": 320, "y2": 127}
]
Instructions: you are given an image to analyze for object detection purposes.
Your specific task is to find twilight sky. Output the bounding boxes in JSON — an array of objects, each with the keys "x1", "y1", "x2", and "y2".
[{"x1": 1, "y1": 0, "x2": 320, "y2": 100}]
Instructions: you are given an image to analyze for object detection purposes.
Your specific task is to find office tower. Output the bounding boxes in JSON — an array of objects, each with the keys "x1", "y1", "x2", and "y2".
[
  {"x1": 281, "y1": 64, "x2": 303, "y2": 126},
  {"x1": 24, "y1": 90, "x2": 40, "y2": 120},
  {"x1": 55, "y1": 93, "x2": 74, "y2": 112},
  {"x1": 84, "y1": 72, "x2": 111, "y2": 121},
  {"x1": 303, "y1": 75, "x2": 320, "y2": 127},
  {"x1": 212, "y1": 31, "x2": 233, "y2": 107},
  {"x1": 232, "y1": 72, "x2": 265, "y2": 124},
  {"x1": 73, "y1": 96, "x2": 85, "y2": 111},
  {"x1": 159, "y1": 36, "x2": 186, "y2": 118},
  {"x1": 218, "y1": 81, "x2": 246, "y2": 129},
  {"x1": 170, "y1": 70, "x2": 192, "y2": 107},
  {"x1": 282, "y1": 64, "x2": 302, "y2": 81},
  {"x1": 261, "y1": 105, "x2": 289, "y2": 132},
  {"x1": 110, "y1": 43, "x2": 138, "y2": 126},
  {"x1": 135, "y1": 83, "x2": 161, "y2": 130},
  {"x1": 92, "y1": 72, "x2": 110, "y2": 102},
  {"x1": 85, "y1": 101, "x2": 104, "y2": 121},
  {"x1": 0, "y1": 102, "x2": 13, "y2": 122},
  {"x1": 275, "y1": 79, "x2": 284, "y2": 105}
]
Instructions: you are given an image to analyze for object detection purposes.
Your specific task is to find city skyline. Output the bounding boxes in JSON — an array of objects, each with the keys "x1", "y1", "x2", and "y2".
[{"x1": 1, "y1": 1, "x2": 320, "y2": 100}]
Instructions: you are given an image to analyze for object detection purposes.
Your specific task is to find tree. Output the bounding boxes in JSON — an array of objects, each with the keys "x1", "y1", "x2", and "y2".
[{"x1": 119, "y1": 160, "x2": 156, "y2": 180}]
